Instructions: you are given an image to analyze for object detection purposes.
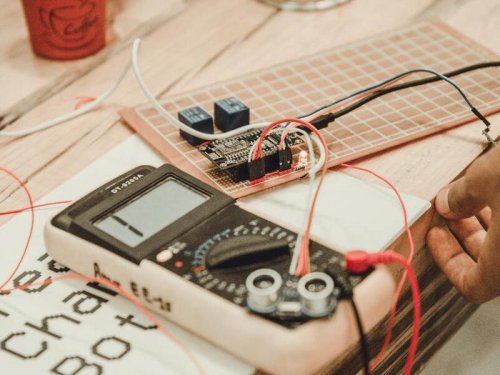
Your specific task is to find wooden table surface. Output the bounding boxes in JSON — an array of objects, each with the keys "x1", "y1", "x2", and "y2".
[{"x1": 1, "y1": 0, "x2": 499, "y2": 373}]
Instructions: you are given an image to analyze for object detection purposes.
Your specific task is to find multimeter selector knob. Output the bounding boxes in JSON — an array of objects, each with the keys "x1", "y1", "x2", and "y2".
[{"x1": 205, "y1": 235, "x2": 290, "y2": 270}]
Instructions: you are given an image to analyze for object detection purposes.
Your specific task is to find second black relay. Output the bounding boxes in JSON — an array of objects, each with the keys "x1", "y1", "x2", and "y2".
[{"x1": 215, "y1": 97, "x2": 250, "y2": 132}]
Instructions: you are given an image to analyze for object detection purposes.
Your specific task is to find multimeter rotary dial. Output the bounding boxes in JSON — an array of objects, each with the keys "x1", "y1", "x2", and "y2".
[{"x1": 150, "y1": 205, "x2": 345, "y2": 326}]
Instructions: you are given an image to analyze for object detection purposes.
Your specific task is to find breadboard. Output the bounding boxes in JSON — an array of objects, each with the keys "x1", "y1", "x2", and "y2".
[{"x1": 121, "y1": 21, "x2": 500, "y2": 198}]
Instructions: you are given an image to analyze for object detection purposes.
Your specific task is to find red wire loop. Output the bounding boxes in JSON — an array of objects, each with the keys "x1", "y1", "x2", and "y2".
[
  {"x1": 0, "y1": 201, "x2": 72, "y2": 216},
  {"x1": 340, "y1": 163, "x2": 416, "y2": 370},
  {"x1": 0, "y1": 167, "x2": 35, "y2": 291},
  {"x1": 251, "y1": 118, "x2": 329, "y2": 276}
]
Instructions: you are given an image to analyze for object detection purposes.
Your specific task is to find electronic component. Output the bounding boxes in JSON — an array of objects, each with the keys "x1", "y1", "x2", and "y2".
[
  {"x1": 278, "y1": 147, "x2": 293, "y2": 173},
  {"x1": 310, "y1": 114, "x2": 330, "y2": 130},
  {"x1": 296, "y1": 272, "x2": 336, "y2": 317},
  {"x1": 246, "y1": 269, "x2": 339, "y2": 319},
  {"x1": 246, "y1": 268, "x2": 282, "y2": 313},
  {"x1": 123, "y1": 20, "x2": 500, "y2": 200},
  {"x1": 198, "y1": 129, "x2": 303, "y2": 182},
  {"x1": 44, "y1": 164, "x2": 366, "y2": 374},
  {"x1": 178, "y1": 106, "x2": 214, "y2": 145},
  {"x1": 214, "y1": 97, "x2": 250, "y2": 132},
  {"x1": 248, "y1": 157, "x2": 266, "y2": 183}
]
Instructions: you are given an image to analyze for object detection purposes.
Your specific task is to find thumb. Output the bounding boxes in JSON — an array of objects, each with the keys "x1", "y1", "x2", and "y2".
[{"x1": 435, "y1": 175, "x2": 487, "y2": 220}]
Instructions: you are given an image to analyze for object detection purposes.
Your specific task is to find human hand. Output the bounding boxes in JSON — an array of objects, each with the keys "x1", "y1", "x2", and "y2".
[{"x1": 427, "y1": 146, "x2": 500, "y2": 303}]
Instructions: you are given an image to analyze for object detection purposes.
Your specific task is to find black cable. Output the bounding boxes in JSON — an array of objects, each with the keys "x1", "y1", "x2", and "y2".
[
  {"x1": 256, "y1": 63, "x2": 499, "y2": 160},
  {"x1": 312, "y1": 61, "x2": 500, "y2": 130},
  {"x1": 326, "y1": 265, "x2": 371, "y2": 375},
  {"x1": 304, "y1": 65, "x2": 485, "y2": 120},
  {"x1": 350, "y1": 298, "x2": 371, "y2": 375},
  {"x1": 259, "y1": 62, "x2": 499, "y2": 155}
]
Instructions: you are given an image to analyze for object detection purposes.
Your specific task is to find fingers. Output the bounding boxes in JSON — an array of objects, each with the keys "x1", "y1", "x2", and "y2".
[
  {"x1": 447, "y1": 216, "x2": 486, "y2": 261},
  {"x1": 435, "y1": 147, "x2": 500, "y2": 220},
  {"x1": 429, "y1": 148, "x2": 500, "y2": 303},
  {"x1": 435, "y1": 177, "x2": 487, "y2": 220},
  {"x1": 426, "y1": 226, "x2": 490, "y2": 303},
  {"x1": 477, "y1": 206, "x2": 492, "y2": 228}
]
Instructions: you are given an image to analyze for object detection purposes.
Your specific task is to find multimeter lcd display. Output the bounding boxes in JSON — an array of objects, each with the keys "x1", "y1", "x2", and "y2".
[{"x1": 94, "y1": 178, "x2": 209, "y2": 247}]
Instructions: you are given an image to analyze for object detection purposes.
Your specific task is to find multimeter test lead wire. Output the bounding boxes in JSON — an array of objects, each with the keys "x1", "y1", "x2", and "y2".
[
  {"x1": 0, "y1": 167, "x2": 35, "y2": 291},
  {"x1": 340, "y1": 163, "x2": 416, "y2": 371},
  {"x1": 350, "y1": 297, "x2": 371, "y2": 375},
  {"x1": 0, "y1": 167, "x2": 207, "y2": 375},
  {"x1": 0, "y1": 201, "x2": 71, "y2": 216},
  {"x1": 248, "y1": 118, "x2": 330, "y2": 275},
  {"x1": 345, "y1": 250, "x2": 421, "y2": 375}
]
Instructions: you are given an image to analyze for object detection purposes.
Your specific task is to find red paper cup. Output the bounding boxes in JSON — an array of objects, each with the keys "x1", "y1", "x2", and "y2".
[{"x1": 21, "y1": 0, "x2": 106, "y2": 60}]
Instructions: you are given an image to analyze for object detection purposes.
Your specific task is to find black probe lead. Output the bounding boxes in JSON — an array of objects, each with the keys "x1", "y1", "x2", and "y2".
[
  {"x1": 350, "y1": 298, "x2": 371, "y2": 375},
  {"x1": 327, "y1": 266, "x2": 371, "y2": 375},
  {"x1": 312, "y1": 61, "x2": 500, "y2": 134}
]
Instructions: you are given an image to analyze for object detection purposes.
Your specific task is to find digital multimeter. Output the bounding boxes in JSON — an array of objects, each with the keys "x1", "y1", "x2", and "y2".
[{"x1": 44, "y1": 164, "x2": 364, "y2": 374}]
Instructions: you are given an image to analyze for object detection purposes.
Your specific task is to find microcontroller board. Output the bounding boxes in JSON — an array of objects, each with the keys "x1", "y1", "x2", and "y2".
[{"x1": 198, "y1": 128, "x2": 305, "y2": 181}]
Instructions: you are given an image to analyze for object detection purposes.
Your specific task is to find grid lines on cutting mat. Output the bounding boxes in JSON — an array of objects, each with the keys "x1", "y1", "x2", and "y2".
[{"x1": 122, "y1": 21, "x2": 500, "y2": 198}]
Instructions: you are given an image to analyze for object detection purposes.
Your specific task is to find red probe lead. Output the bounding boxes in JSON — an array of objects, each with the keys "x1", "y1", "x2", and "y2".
[{"x1": 346, "y1": 250, "x2": 421, "y2": 375}]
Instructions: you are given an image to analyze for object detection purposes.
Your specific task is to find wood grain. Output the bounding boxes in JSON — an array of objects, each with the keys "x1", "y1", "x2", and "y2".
[
  {"x1": 0, "y1": 0, "x2": 185, "y2": 123},
  {"x1": 0, "y1": 0, "x2": 275, "y2": 219},
  {"x1": 1, "y1": 0, "x2": 498, "y2": 374},
  {"x1": 1, "y1": 0, "x2": 439, "y2": 215}
]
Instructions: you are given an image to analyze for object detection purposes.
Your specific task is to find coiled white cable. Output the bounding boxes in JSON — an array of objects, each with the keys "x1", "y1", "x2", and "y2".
[
  {"x1": 0, "y1": 38, "x2": 268, "y2": 139},
  {"x1": 0, "y1": 61, "x2": 131, "y2": 137},
  {"x1": 131, "y1": 39, "x2": 270, "y2": 140}
]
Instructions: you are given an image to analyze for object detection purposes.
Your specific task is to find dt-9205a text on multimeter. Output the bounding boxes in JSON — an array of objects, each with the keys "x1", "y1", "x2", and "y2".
[{"x1": 44, "y1": 164, "x2": 365, "y2": 374}]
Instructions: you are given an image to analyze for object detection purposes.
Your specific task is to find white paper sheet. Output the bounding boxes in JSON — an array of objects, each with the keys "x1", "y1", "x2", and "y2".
[
  {"x1": 239, "y1": 171, "x2": 430, "y2": 253},
  {"x1": 0, "y1": 135, "x2": 429, "y2": 374}
]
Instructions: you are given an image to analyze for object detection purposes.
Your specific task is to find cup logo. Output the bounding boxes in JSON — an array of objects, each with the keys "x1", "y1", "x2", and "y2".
[{"x1": 38, "y1": 0, "x2": 101, "y2": 51}]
